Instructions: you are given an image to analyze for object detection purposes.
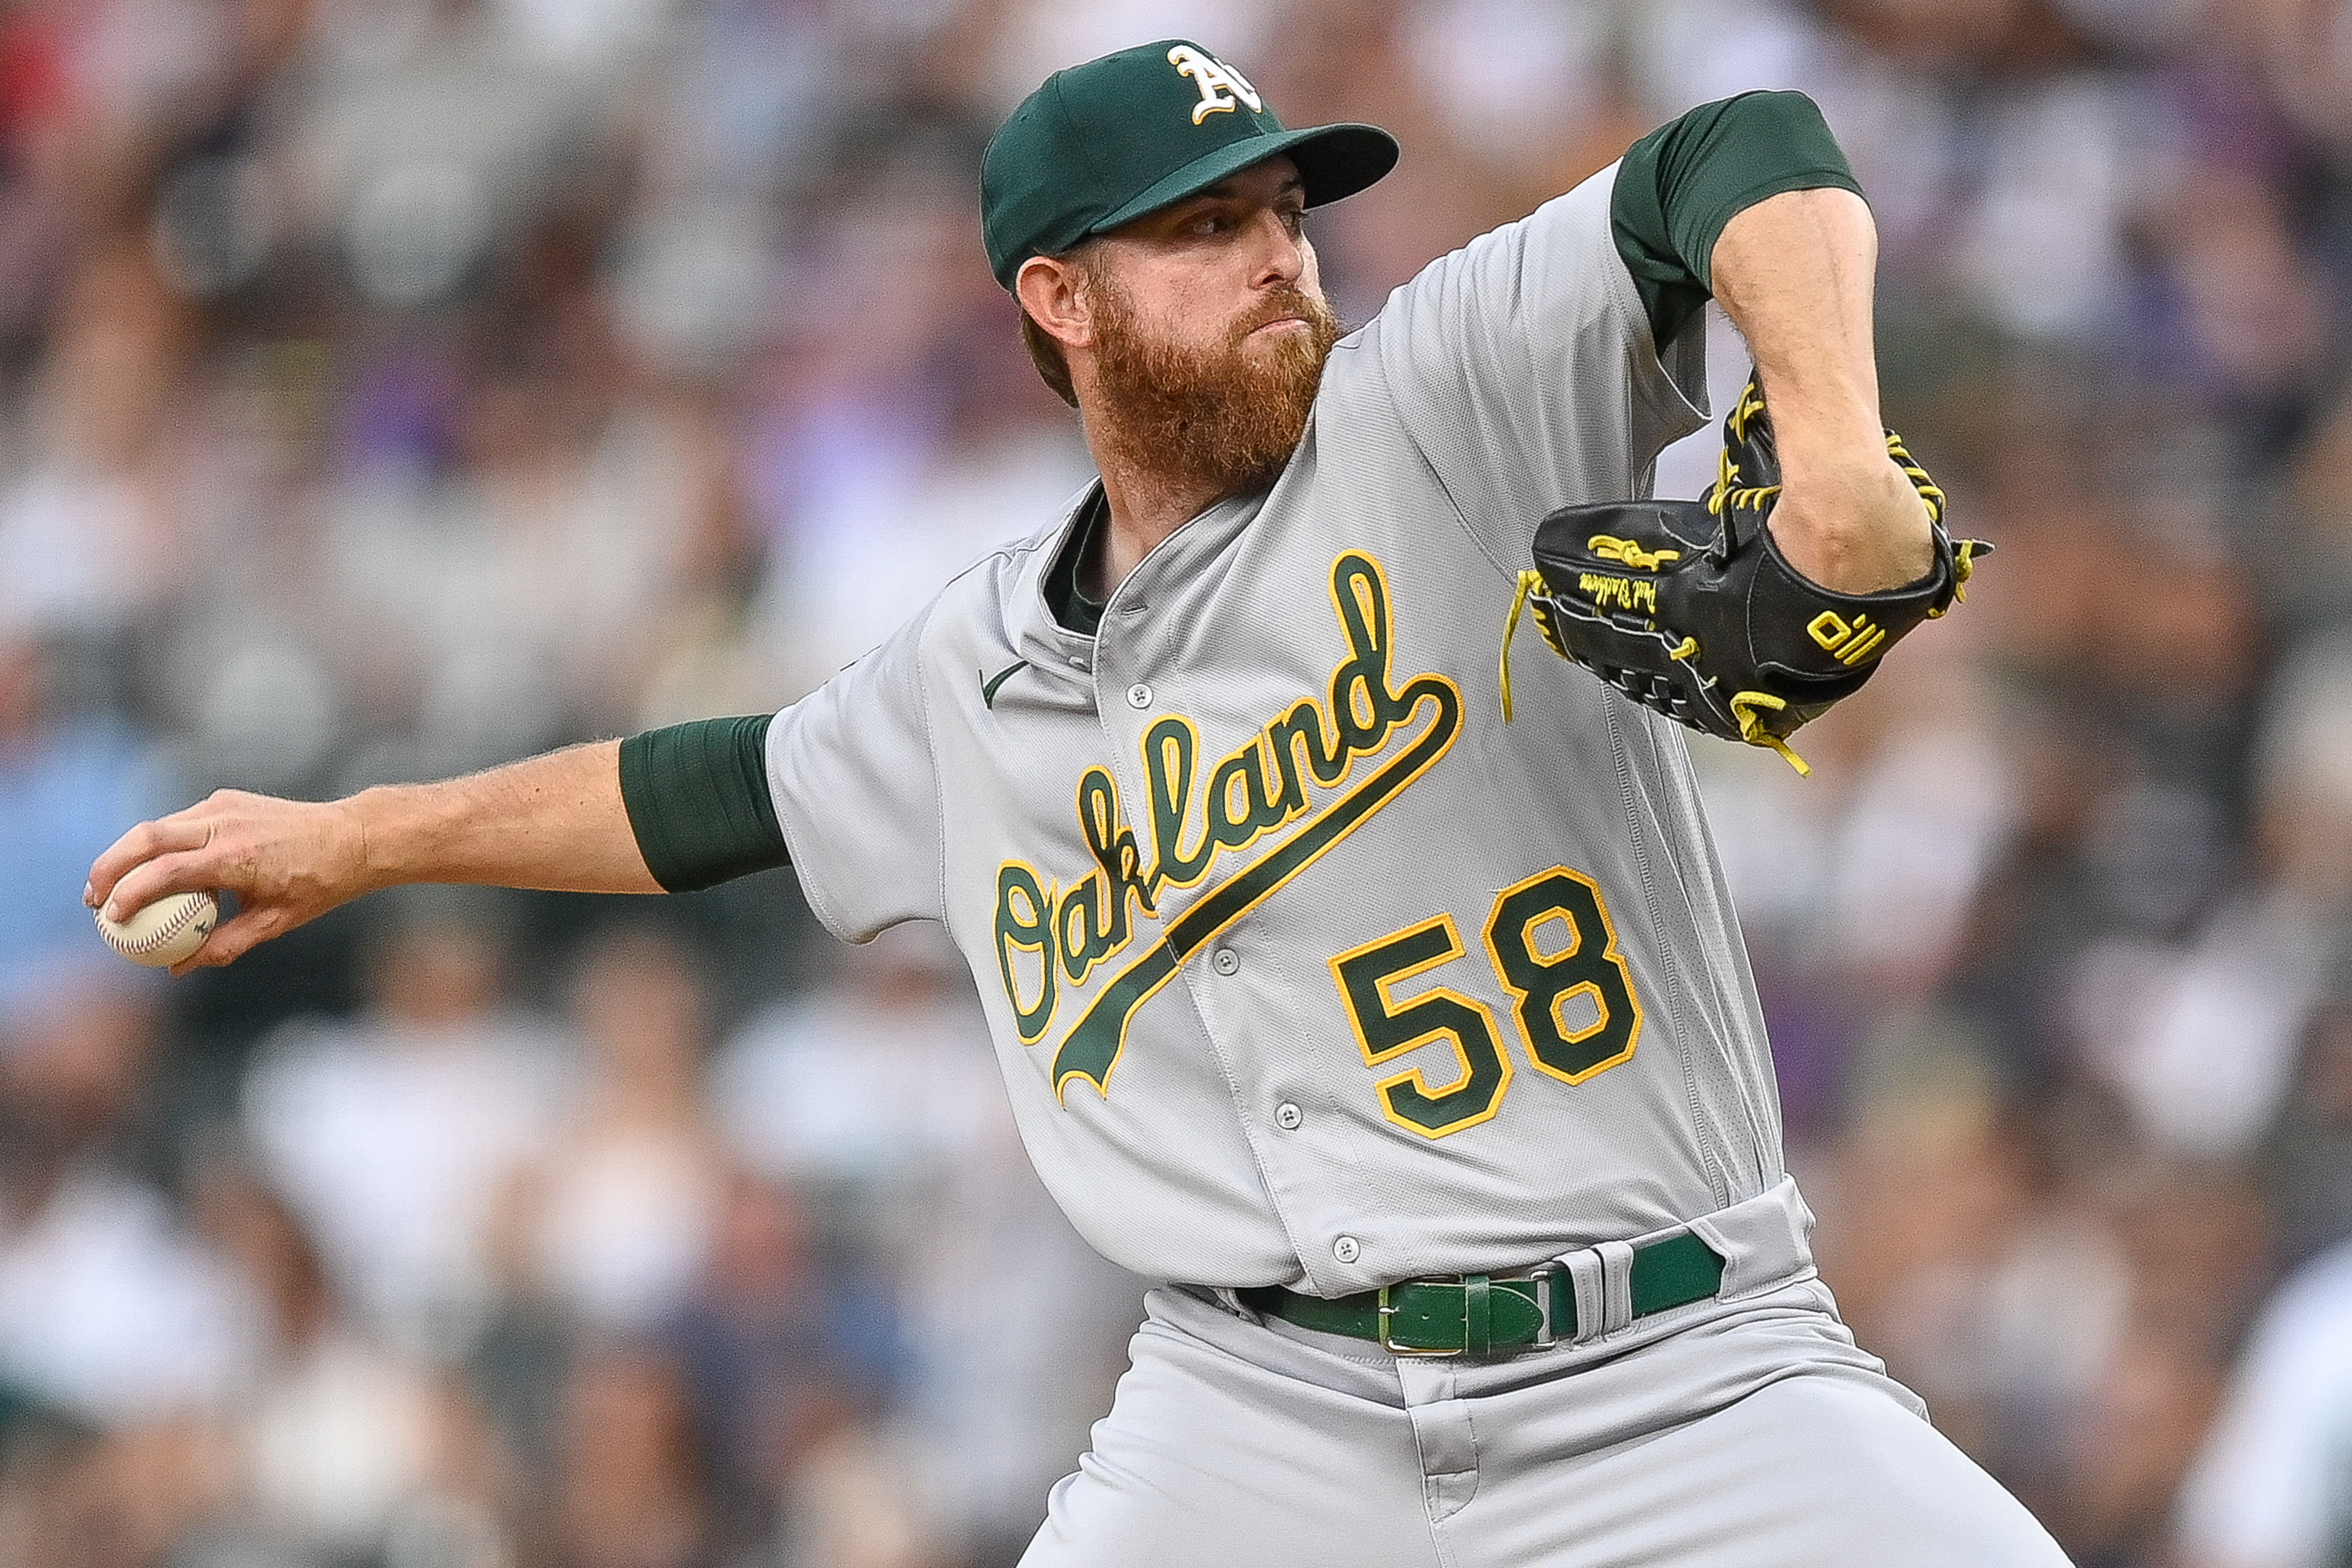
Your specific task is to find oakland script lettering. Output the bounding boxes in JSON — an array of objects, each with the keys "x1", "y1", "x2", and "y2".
[{"x1": 990, "y1": 551, "x2": 1465, "y2": 1099}]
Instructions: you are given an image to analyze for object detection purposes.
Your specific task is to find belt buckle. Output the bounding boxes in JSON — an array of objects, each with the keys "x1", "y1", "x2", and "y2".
[{"x1": 1376, "y1": 1278, "x2": 1465, "y2": 1356}]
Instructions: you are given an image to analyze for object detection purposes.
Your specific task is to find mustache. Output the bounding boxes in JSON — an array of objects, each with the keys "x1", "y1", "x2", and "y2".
[{"x1": 1234, "y1": 288, "x2": 1333, "y2": 342}]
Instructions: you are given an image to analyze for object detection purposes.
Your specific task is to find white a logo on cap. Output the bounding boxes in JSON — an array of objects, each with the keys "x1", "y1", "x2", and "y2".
[{"x1": 1168, "y1": 45, "x2": 1263, "y2": 124}]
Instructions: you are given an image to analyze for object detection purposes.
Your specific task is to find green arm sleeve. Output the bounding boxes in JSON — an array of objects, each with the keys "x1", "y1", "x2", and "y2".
[
  {"x1": 618, "y1": 715, "x2": 790, "y2": 892},
  {"x1": 1611, "y1": 89, "x2": 1864, "y2": 350}
]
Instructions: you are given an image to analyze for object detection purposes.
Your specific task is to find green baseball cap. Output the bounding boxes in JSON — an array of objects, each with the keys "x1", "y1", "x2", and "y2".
[{"x1": 981, "y1": 40, "x2": 1399, "y2": 289}]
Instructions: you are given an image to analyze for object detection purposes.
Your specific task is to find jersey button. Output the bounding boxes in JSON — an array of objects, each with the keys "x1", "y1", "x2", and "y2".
[
  {"x1": 1211, "y1": 947, "x2": 1239, "y2": 975},
  {"x1": 1126, "y1": 683, "x2": 1153, "y2": 709},
  {"x1": 1332, "y1": 1236, "x2": 1361, "y2": 1264},
  {"x1": 1274, "y1": 1102, "x2": 1303, "y2": 1131}
]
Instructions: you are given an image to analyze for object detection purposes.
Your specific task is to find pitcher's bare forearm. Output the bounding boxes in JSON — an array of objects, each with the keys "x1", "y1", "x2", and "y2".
[
  {"x1": 346, "y1": 741, "x2": 658, "y2": 894},
  {"x1": 1710, "y1": 187, "x2": 1933, "y2": 595},
  {"x1": 86, "y1": 741, "x2": 660, "y2": 971}
]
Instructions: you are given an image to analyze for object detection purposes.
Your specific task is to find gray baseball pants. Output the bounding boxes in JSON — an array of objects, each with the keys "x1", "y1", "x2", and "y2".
[{"x1": 1022, "y1": 1184, "x2": 2072, "y2": 1567}]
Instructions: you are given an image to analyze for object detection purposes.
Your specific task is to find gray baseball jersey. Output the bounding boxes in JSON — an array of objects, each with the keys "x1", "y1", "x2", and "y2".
[{"x1": 765, "y1": 161, "x2": 1773, "y2": 1296}]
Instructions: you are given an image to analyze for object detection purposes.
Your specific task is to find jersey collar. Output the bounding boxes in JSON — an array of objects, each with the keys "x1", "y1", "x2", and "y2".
[{"x1": 1015, "y1": 475, "x2": 1274, "y2": 666}]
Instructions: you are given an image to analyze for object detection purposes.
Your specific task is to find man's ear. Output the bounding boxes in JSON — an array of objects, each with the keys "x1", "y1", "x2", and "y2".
[{"x1": 1015, "y1": 254, "x2": 1093, "y2": 352}]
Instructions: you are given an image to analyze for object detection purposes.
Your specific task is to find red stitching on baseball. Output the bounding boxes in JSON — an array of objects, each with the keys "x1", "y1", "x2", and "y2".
[{"x1": 110, "y1": 895, "x2": 212, "y2": 954}]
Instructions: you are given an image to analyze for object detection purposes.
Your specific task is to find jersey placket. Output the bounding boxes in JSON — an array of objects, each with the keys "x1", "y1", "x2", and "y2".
[{"x1": 1088, "y1": 525, "x2": 1386, "y2": 1296}]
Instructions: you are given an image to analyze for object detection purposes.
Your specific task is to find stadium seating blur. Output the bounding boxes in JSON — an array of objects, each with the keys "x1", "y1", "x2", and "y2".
[{"x1": 2, "y1": 2, "x2": 2349, "y2": 1564}]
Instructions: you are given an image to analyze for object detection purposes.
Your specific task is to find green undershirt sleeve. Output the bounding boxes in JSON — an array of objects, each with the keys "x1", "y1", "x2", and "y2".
[
  {"x1": 1611, "y1": 89, "x2": 1864, "y2": 351},
  {"x1": 618, "y1": 714, "x2": 790, "y2": 893}
]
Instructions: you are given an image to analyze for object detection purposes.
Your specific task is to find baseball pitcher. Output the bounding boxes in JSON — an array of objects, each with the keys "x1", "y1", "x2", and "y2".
[{"x1": 90, "y1": 41, "x2": 2063, "y2": 1567}]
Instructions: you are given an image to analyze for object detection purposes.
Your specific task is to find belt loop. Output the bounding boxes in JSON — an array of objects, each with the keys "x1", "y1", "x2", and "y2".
[
  {"x1": 1463, "y1": 1274, "x2": 1492, "y2": 1357},
  {"x1": 1533, "y1": 1263, "x2": 1564, "y2": 1344},
  {"x1": 1596, "y1": 1239, "x2": 1637, "y2": 1335},
  {"x1": 1561, "y1": 1249, "x2": 1606, "y2": 1344}
]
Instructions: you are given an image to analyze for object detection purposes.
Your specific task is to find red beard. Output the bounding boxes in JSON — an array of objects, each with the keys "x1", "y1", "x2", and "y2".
[{"x1": 1085, "y1": 272, "x2": 1344, "y2": 503}]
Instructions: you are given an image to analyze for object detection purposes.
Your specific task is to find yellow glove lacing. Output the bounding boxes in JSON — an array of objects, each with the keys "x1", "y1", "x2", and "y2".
[
  {"x1": 1729, "y1": 691, "x2": 1811, "y2": 776},
  {"x1": 1887, "y1": 430, "x2": 1946, "y2": 523},
  {"x1": 1727, "y1": 378, "x2": 1769, "y2": 440},
  {"x1": 1500, "y1": 569, "x2": 1541, "y2": 721},
  {"x1": 1708, "y1": 447, "x2": 1782, "y2": 517}
]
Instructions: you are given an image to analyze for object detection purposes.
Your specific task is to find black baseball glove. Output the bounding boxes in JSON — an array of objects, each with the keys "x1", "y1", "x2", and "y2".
[{"x1": 1502, "y1": 374, "x2": 1983, "y2": 775}]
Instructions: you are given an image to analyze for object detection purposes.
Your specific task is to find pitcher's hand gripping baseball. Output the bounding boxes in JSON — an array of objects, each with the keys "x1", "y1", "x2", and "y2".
[
  {"x1": 86, "y1": 792, "x2": 374, "y2": 972},
  {"x1": 1503, "y1": 374, "x2": 1984, "y2": 775}
]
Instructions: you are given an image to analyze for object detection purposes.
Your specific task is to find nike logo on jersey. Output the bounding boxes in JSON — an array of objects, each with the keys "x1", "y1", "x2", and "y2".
[
  {"x1": 989, "y1": 552, "x2": 1465, "y2": 1102},
  {"x1": 981, "y1": 661, "x2": 1030, "y2": 708}
]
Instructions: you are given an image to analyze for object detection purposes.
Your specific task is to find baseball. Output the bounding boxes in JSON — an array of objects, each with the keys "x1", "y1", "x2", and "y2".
[{"x1": 95, "y1": 889, "x2": 219, "y2": 968}]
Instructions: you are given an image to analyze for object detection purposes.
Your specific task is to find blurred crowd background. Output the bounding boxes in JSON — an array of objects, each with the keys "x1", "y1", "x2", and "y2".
[{"x1": 3, "y1": 0, "x2": 2352, "y2": 1564}]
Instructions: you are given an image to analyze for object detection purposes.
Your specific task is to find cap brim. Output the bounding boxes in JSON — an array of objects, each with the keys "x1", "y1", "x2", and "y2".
[{"x1": 1089, "y1": 122, "x2": 1399, "y2": 239}]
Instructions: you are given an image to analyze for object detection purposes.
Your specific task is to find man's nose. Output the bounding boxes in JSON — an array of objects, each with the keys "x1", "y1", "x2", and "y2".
[{"x1": 1249, "y1": 212, "x2": 1306, "y2": 287}]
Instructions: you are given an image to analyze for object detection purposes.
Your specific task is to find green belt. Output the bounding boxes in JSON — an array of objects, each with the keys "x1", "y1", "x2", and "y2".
[{"x1": 1236, "y1": 1231, "x2": 1726, "y2": 1358}]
